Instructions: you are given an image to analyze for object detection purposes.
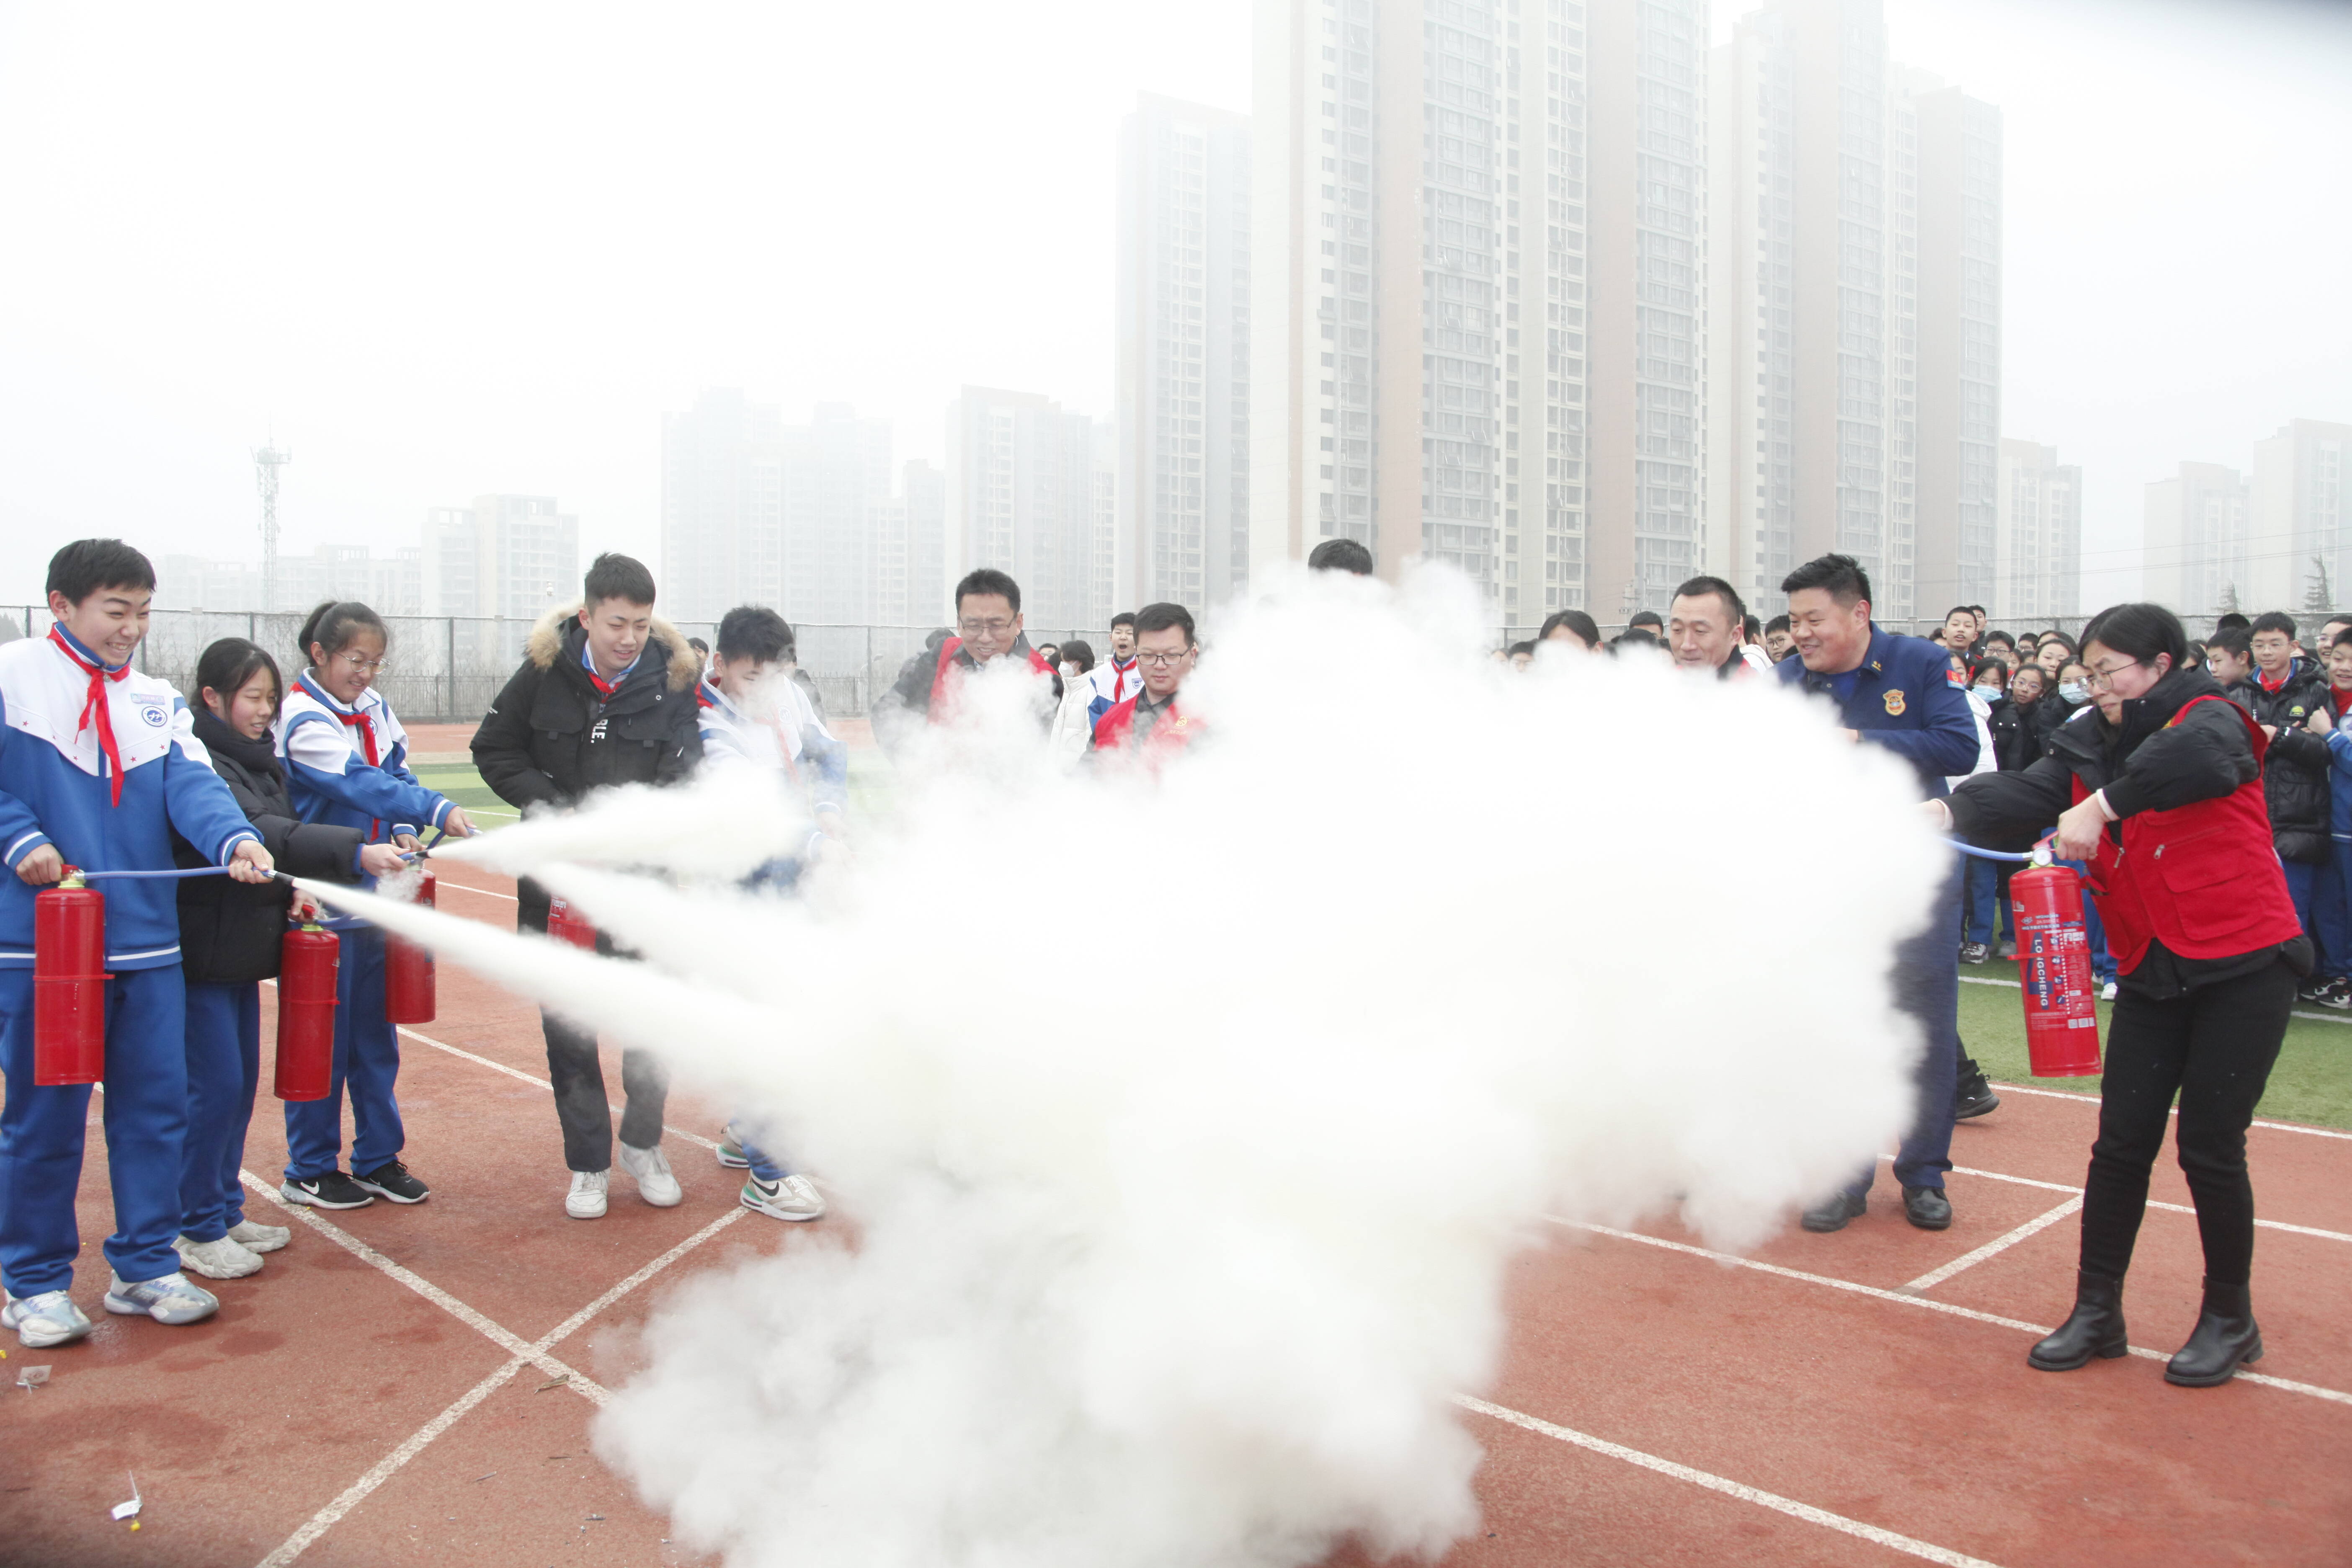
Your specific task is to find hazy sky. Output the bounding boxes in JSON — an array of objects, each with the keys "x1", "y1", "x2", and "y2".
[{"x1": 3, "y1": 0, "x2": 2345, "y2": 613}]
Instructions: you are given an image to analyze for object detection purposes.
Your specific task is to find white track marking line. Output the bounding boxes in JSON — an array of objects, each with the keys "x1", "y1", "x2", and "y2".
[
  {"x1": 1899, "y1": 1198, "x2": 2081, "y2": 1294},
  {"x1": 245, "y1": 1201, "x2": 746, "y2": 1568},
  {"x1": 1961, "y1": 969, "x2": 2352, "y2": 1034},
  {"x1": 237, "y1": 1171, "x2": 596, "y2": 1390},
  {"x1": 395, "y1": 1024, "x2": 723, "y2": 1153},
  {"x1": 1985, "y1": 1078, "x2": 2352, "y2": 1141},
  {"x1": 1455, "y1": 1395, "x2": 2009, "y2": 1568},
  {"x1": 254, "y1": 1356, "x2": 526, "y2": 1568},
  {"x1": 1550, "y1": 1219, "x2": 2352, "y2": 1408},
  {"x1": 1874, "y1": 1154, "x2": 2352, "y2": 1245},
  {"x1": 432, "y1": 880, "x2": 518, "y2": 903}
]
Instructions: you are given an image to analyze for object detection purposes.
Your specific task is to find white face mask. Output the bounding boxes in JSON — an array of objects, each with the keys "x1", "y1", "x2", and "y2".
[
  {"x1": 1060, "y1": 663, "x2": 1080, "y2": 680},
  {"x1": 1973, "y1": 683, "x2": 2003, "y2": 698},
  {"x1": 2060, "y1": 681, "x2": 2091, "y2": 705}
]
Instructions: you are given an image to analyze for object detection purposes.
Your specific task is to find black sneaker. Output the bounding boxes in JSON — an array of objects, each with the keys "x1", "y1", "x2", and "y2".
[
  {"x1": 2297, "y1": 976, "x2": 2329, "y2": 1004},
  {"x1": 281, "y1": 1171, "x2": 375, "y2": 1210},
  {"x1": 1959, "y1": 942, "x2": 1991, "y2": 965},
  {"x1": 352, "y1": 1160, "x2": 431, "y2": 1204},
  {"x1": 1955, "y1": 1073, "x2": 2002, "y2": 1120},
  {"x1": 2323, "y1": 977, "x2": 2352, "y2": 1011}
]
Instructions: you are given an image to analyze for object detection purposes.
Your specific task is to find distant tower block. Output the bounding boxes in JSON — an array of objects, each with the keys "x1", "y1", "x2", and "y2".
[{"x1": 253, "y1": 438, "x2": 293, "y2": 613}]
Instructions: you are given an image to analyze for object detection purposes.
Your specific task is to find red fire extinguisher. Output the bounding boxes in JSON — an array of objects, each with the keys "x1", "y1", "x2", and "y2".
[
  {"x1": 547, "y1": 895, "x2": 598, "y2": 952},
  {"x1": 33, "y1": 869, "x2": 108, "y2": 1086},
  {"x1": 383, "y1": 866, "x2": 437, "y2": 1025},
  {"x1": 276, "y1": 919, "x2": 340, "y2": 1101},
  {"x1": 2011, "y1": 858, "x2": 2103, "y2": 1077}
]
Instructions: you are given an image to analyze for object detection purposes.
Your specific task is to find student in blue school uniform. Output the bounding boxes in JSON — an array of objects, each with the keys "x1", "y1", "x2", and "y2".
[
  {"x1": 0, "y1": 541, "x2": 277, "y2": 1349},
  {"x1": 168, "y1": 638, "x2": 412, "y2": 1281},
  {"x1": 274, "y1": 600, "x2": 477, "y2": 1211},
  {"x1": 694, "y1": 605, "x2": 843, "y2": 1225}
]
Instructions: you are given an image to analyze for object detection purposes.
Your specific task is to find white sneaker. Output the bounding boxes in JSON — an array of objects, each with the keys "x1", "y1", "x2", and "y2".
[
  {"x1": 174, "y1": 1234, "x2": 264, "y2": 1280},
  {"x1": 740, "y1": 1173, "x2": 826, "y2": 1222},
  {"x1": 103, "y1": 1271, "x2": 219, "y2": 1326},
  {"x1": 2100, "y1": 981, "x2": 2119, "y2": 1002},
  {"x1": 227, "y1": 1220, "x2": 291, "y2": 1254},
  {"x1": 618, "y1": 1141, "x2": 683, "y2": 1207},
  {"x1": 566, "y1": 1169, "x2": 609, "y2": 1220},
  {"x1": 3, "y1": 1289, "x2": 93, "y2": 1349}
]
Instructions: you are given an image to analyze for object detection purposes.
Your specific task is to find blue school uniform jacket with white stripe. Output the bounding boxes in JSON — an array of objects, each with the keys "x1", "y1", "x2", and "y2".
[
  {"x1": 0, "y1": 629, "x2": 259, "y2": 969},
  {"x1": 277, "y1": 672, "x2": 454, "y2": 875}
]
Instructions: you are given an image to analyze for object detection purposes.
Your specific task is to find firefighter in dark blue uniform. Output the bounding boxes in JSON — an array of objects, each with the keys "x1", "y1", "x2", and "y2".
[{"x1": 1777, "y1": 554, "x2": 1983, "y2": 1233}]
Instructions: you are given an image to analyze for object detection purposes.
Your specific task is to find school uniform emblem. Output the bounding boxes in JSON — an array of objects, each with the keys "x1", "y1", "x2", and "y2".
[
  {"x1": 139, "y1": 704, "x2": 169, "y2": 727},
  {"x1": 1883, "y1": 689, "x2": 1907, "y2": 716}
]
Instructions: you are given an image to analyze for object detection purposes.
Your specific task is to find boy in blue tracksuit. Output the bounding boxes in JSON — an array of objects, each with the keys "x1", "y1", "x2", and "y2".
[
  {"x1": 695, "y1": 606, "x2": 843, "y2": 1224},
  {"x1": 0, "y1": 541, "x2": 276, "y2": 1349},
  {"x1": 274, "y1": 600, "x2": 475, "y2": 1211}
]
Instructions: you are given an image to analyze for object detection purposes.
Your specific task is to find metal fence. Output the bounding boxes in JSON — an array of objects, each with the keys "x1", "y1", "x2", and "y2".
[{"x1": 0, "y1": 608, "x2": 1112, "y2": 724}]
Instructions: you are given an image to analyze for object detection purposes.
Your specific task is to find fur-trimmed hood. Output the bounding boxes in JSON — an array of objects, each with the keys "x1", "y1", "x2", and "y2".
[{"x1": 525, "y1": 604, "x2": 702, "y2": 693}]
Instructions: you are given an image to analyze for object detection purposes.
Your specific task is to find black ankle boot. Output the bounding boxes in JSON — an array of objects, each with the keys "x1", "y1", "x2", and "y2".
[
  {"x1": 2027, "y1": 1270, "x2": 2129, "y2": 1371},
  {"x1": 2165, "y1": 1277, "x2": 2262, "y2": 1387}
]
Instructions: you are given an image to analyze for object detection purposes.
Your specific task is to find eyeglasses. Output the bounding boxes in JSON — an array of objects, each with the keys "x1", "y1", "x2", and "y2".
[
  {"x1": 957, "y1": 618, "x2": 1015, "y2": 637},
  {"x1": 1136, "y1": 649, "x2": 1194, "y2": 667},
  {"x1": 335, "y1": 653, "x2": 389, "y2": 676},
  {"x1": 2084, "y1": 660, "x2": 2139, "y2": 691}
]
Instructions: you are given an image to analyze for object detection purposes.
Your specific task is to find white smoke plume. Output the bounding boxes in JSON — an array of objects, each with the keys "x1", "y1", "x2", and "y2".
[{"x1": 300, "y1": 567, "x2": 1947, "y2": 1567}]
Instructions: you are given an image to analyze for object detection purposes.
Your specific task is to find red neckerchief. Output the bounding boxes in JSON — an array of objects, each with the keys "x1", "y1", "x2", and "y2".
[
  {"x1": 585, "y1": 665, "x2": 620, "y2": 701},
  {"x1": 304, "y1": 675, "x2": 380, "y2": 765},
  {"x1": 49, "y1": 627, "x2": 131, "y2": 806},
  {"x1": 2333, "y1": 685, "x2": 2352, "y2": 714},
  {"x1": 2257, "y1": 663, "x2": 2290, "y2": 694},
  {"x1": 1110, "y1": 655, "x2": 1137, "y2": 701}
]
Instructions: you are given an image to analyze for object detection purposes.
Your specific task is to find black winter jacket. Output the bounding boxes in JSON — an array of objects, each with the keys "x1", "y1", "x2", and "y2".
[
  {"x1": 2225, "y1": 659, "x2": 2333, "y2": 864},
  {"x1": 172, "y1": 709, "x2": 368, "y2": 985},
  {"x1": 471, "y1": 605, "x2": 704, "y2": 931},
  {"x1": 1987, "y1": 696, "x2": 2044, "y2": 772}
]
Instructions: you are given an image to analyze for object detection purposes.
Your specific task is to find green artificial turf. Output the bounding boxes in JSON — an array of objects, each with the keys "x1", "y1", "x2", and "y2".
[{"x1": 1957, "y1": 970, "x2": 2352, "y2": 1131}]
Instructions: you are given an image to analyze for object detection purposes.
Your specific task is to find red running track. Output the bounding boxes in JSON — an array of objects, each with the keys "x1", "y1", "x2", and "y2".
[{"x1": 1, "y1": 857, "x2": 2346, "y2": 1566}]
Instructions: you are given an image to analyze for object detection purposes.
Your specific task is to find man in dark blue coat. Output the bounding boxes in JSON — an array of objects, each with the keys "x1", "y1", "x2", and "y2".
[{"x1": 1777, "y1": 553, "x2": 1982, "y2": 1234}]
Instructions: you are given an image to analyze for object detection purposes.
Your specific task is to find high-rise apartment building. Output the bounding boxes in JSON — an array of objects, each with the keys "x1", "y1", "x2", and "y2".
[
  {"x1": 426, "y1": 495, "x2": 577, "y2": 661},
  {"x1": 1117, "y1": 94, "x2": 1252, "y2": 618},
  {"x1": 945, "y1": 388, "x2": 1110, "y2": 632},
  {"x1": 2249, "y1": 419, "x2": 2352, "y2": 611},
  {"x1": 1705, "y1": 2, "x2": 2000, "y2": 622},
  {"x1": 1251, "y1": 0, "x2": 1707, "y2": 628},
  {"x1": 663, "y1": 388, "x2": 785, "y2": 624},
  {"x1": 1994, "y1": 440, "x2": 2079, "y2": 623},
  {"x1": 2143, "y1": 462, "x2": 2250, "y2": 616},
  {"x1": 663, "y1": 390, "x2": 917, "y2": 627},
  {"x1": 159, "y1": 545, "x2": 423, "y2": 618},
  {"x1": 902, "y1": 460, "x2": 948, "y2": 625},
  {"x1": 780, "y1": 404, "x2": 894, "y2": 626}
]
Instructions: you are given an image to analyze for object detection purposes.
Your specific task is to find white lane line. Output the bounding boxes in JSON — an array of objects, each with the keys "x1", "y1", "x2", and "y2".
[
  {"x1": 237, "y1": 1172, "x2": 596, "y2": 1390},
  {"x1": 1899, "y1": 1198, "x2": 2081, "y2": 1295},
  {"x1": 395, "y1": 1024, "x2": 724, "y2": 1154},
  {"x1": 1960, "y1": 969, "x2": 2352, "y2": 1032},
  {"x1": 433, "y1": 880, "x2": 518, "y2": 903},
  {"x1": 1550, "y1": 1219, "x2": 2352, "y2": 1408},
  {"x1": 1986, "y1": 1080, "x2": 2352, "y2": 1141},
  {"x1": 254, "y1": 1356, "x2": 527, "y2": 1568},
  {"x1": 246, "y1": 1202, "x2": 746, "y2": 1567},
  {"x1": 1455, "y1": 1395, "x2": 2007, "y2": 1568},
  {"x1": 1877, "y1": 1155, "x2": 2352, "y2": 1245}
]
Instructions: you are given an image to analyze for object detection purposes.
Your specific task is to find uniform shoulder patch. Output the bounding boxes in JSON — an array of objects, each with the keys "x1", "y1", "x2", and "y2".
[{"x1": 1883, "y1": 689, "x2": 1907, "y2": 717}]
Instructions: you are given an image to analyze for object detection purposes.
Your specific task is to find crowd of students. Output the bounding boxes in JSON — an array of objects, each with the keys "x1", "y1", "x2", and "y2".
[{"x1": 0, "y1": 536, "x2": 2302, "y2": 1387}]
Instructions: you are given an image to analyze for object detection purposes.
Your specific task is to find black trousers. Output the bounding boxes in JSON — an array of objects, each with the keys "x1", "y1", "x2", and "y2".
[
  {"x1": 2079, "y1": 959, "x2": 2295, "y2": 1286},
  {"x1": 518, "y1": 875, "x2": 671, "y2": 1173},
  {"x1": 544, "y1": 1010, "x2": 669, "y2": 1173}
]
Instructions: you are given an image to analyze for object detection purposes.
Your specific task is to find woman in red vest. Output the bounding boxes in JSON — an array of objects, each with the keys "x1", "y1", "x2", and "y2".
[{"x1": 1939, "y1": 602, "x2": 2308, "y2": 1387}]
